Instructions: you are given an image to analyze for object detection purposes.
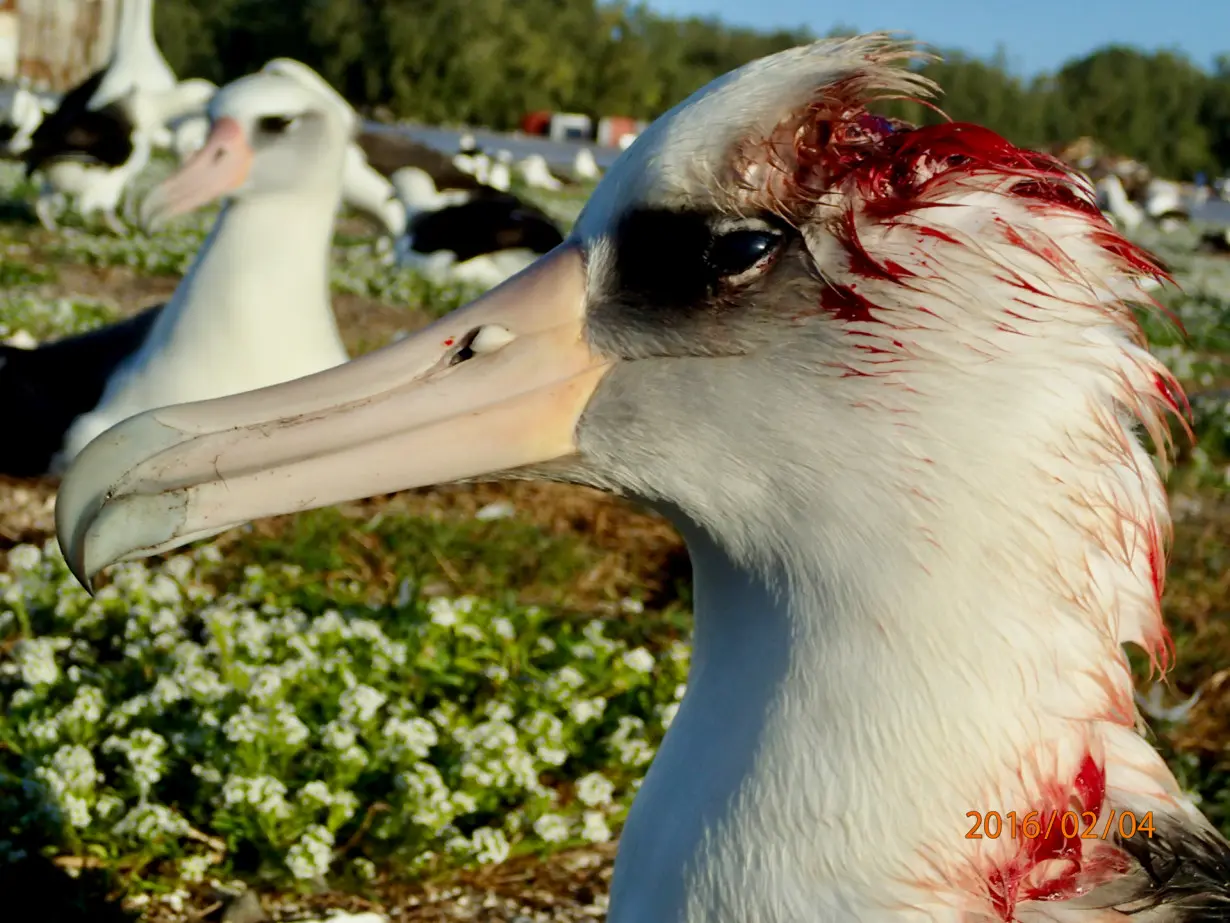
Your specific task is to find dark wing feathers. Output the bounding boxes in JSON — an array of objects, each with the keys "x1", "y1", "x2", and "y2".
[{"x1": 0, "y1": 305, "x2": 163, "y2": 477}]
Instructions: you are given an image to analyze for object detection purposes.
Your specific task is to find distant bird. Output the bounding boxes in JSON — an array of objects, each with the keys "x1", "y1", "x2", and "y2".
[
  {"x1": 1199, "y1": 227, "x2": 1230, "y2": 255},
  {"x1": 1142, "y1": 178, "x2": 1189, "y2": 231},
  {"x1": 355, "y1": 128, "x2": 486, "y2": 195},
  {"x1": 23, "y1": 79, "x2": 216, "y2": 233},
  {"x1": 87, "y1": 0, "x2": 176, "y2": 112},
  {"x1": 0, "y1": 60, "x2": 351, "y2": 476},
  {"x1": 516, "y1": 153, "x2": 565, "y2": 190},
  {"x1": 256, "y1": 62, "x2": 561, "y2": 283},
  {"x1": 21, "y1": 0, "x2": 210, "y2": 232},
  {"x1": 0, "y1": 81, "x2": 58, "y2": 158},
  {"x1": 61, "y1": 32, "x2": 1230, "y2": 923},
  {"x1": 340, "y1": 141, "x2": 406, "y2": 252},
  {"x1": 485, "y1": 149, "x2": 513, "y2": 192},
  {"x1": 1095, "y1": 173, "x2": 1144, "y2": 233},
  {"x1": 387, "y1": 163, "x2": 565, "y2": 286},
  {"x1": 572, "y1": 147, "x2": 600, "y2": 181}
]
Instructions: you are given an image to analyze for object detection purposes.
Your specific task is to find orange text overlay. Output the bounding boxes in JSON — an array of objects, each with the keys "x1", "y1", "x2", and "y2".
[{"x1": 965, "y1": 810, "x2": 1155, "y2": 841}]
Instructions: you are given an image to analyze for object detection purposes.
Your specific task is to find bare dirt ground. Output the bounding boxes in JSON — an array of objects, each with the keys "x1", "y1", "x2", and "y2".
[{"x1": 14, "y1": 843, "x2": 617, "y2": 923}]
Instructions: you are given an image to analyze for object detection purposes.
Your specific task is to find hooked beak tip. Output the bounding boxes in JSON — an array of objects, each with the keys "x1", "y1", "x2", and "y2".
[{"x1": 59, "y1": 532, "x2": 96, "y2": 595}]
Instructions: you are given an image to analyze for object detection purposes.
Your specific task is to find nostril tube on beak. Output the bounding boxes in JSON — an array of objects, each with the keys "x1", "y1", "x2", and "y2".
[{"x1": 448, "y1": 325, "x2": 517, "y2": 367}]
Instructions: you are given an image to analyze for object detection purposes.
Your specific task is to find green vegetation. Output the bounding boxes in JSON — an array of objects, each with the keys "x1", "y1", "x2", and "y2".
[{"x1": 0, "y1": 535, "x2": 684, "y2": 887}]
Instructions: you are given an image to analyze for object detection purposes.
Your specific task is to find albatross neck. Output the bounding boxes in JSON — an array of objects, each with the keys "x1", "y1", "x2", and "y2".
[
  {"x1": 607, "y1": 467, "x2": 1160, "y2": 921},
  {"x1": 112, "y1": 0, "x2": 163, "y2": 68},
  {"x1": 169, "y1": 191, "x2": 345, "y2": 360}
]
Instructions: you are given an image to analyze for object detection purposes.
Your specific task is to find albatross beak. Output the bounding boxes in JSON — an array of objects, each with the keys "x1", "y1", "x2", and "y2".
[
  {"x1": 55, "y1": 245, "x2": 608, "y2": 590},
  {"x1": 141, "y1": 116, "x2": 252, "y2": 230}
]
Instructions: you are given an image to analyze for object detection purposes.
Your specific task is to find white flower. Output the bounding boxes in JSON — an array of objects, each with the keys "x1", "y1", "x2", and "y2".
[
  {"x1": 221, "y1": 775, "x2": 291, "y2": 818},
  {"x1": 470, "y1": 826, "x2": 510, "y2": 865},
  {"x1": 7, "y1": 544, "x2": 41, "y2": 571},
  {"x1": 150, "y1": 676, "x2": 184, "y2": 708},
  {"x1": 47, "y1": 744, "x2": 101, "y2": 792},
  {"x1": 102, "y1": 729, "x2": 167, "y2": 793},
  {"x1": 146, "y1": 574, "x2": 182, "y2": 605},
  {"x1": 575, "y1": 772, "x2": 615, "y2": 808},
  {"x1": 179, "y1": 854, "x2": 214, "y2": 883},
  {"x1": 568, "y1": 697, "x2": 607, "y2": 724},
  {"x1": 15, "y1": 637, "x2": 64, "y2": 686},
  {"x1": 581, "y1": 811, "x2": 612, "y2": 844},
  {"x1": 164, "y1": 556, "x2": 194, "y2": 582},
  {"x1": 322, "y1": 720, "x2": 358, "y2": 750},
  {"x1": 382, "y1": 715, "x2": 438, "y2": 759},
  {"x1": 299, "y1": 780, "x2": 334, "y2": 806},
  {"x1": 491, "y1": 617, "x2": 516, "y2": 640},
  {"x1": 609, "y1": 716, "x2": 654, "y2": 767},
  {"x1": 582, "y1": 620, "x2": 617, "y2": 654},
  {"x1": 533, "y1": 813, "x2": 571, "y2": 843},
  {"x1": 621, "y1": 647, "x2": 655, "y2": 673},
  {"x1": 223, "y1": 705, "x2": 264, "y2": 744},
  {"x1": 60, "y1": 685, "x2": 106, "y2": 727},
  {"x1": 399, "y1": 763, "x2": 454, "y2": 832},
  {"x1": 427, "y1": 597, "x2": 458, "y2": 627},
  {"x1": 545, "y1": 666, "x2": 585, "y2": 698},
  {"x1": 286, "y1": 825, "x2": 334, "y2": 880},
  {"x1": 113, "y1": 803, "x2": 190, "y2": 842},
  {"x1": 246, "y1": 668, "x2": 283, "y2": 703},
  {"x1": 658, "y1": 702, "x2": 680, "y2": 729},
  {"x1": 61, "y1": 793, "x2": 91, "y2": 829},
  {"x1": 339, "y1": 684, "x2": 387, "y2": 724}
]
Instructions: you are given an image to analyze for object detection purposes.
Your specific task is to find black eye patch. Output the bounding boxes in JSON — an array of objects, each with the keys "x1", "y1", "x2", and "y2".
[
  {"x1": 614, "y1": 208, "x2": 715, "y2": 308},
  {"x1": 612, "y1": 208, "x2": 787, "y2": 310}
]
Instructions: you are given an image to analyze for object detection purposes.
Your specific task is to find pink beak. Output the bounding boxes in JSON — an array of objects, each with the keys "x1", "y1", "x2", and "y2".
[{"x1": 140, "y1": 116, "x2": 253, "y2": 229}]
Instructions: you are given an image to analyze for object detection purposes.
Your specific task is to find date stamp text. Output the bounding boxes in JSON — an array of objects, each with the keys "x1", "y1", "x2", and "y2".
[{"x1": 965, "y1": 810, "x2": 1154, "y2": 840}]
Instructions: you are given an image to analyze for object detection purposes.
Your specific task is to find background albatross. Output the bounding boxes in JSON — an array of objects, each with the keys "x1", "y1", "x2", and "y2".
[
  {"x1": 0, "y1": 60, "x2": 354, "y2": 478},
  {"x1": 56, "y1": 33, "x2": 1230, "y2": 923}
]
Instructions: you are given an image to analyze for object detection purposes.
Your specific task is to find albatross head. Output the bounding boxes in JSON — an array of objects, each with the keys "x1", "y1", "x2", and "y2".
[
  {"x1": 59, "y1": 31, "x2": 1173, "y2": 596},
  {"x1": 140, "y1": 61, "x2": 352, "y2": 229},
  {"x1": 56, "y1": 31, "x2": 1222, "y2": 920}
]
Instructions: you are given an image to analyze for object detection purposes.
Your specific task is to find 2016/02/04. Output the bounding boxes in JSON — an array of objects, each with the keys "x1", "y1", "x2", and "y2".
[{"x1": 965, "y1": 810, "x2": 1155, "y2": 840}]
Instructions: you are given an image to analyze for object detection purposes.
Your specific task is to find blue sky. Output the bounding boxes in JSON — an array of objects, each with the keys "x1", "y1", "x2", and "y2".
[{"x1": 643, "y1": 0, "x2": 1228, "y2": 76}]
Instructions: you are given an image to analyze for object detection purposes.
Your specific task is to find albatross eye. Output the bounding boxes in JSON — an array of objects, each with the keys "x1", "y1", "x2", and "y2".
[
  {"x1": 257, "y1": 115, "x2": 295, "y2": 135},
  {"x1": 708, "y1": 228, "x2": 783, "y2": 281}
]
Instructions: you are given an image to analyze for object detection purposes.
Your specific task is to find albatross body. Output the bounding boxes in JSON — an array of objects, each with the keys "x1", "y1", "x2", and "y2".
[
  {"x1": 4, "y1": 61, "x2": 351, "y2": 477},
  {"x1": 20, "y1": 0, "x2": 184, "y2": 230},
  {"x1": 23, "y1": 78, "x2": 216, "y2": 233},
  {"x1": 58, "y1": 35, "x2": 1230, "y2": 922}
]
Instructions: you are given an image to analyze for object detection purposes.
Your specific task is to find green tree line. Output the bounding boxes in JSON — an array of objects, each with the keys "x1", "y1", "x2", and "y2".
[{"x1": 152, "y1": 0, "x2": 1230, "y2": 179}]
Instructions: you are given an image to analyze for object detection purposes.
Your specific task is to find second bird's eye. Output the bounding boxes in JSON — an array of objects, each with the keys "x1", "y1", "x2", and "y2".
[
  {"x1": 707, "y1": 229, "x2": 782, "y2": 280},
  {"x1": 258, "y1": 115, "x2": 294, "y2": 135}
]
